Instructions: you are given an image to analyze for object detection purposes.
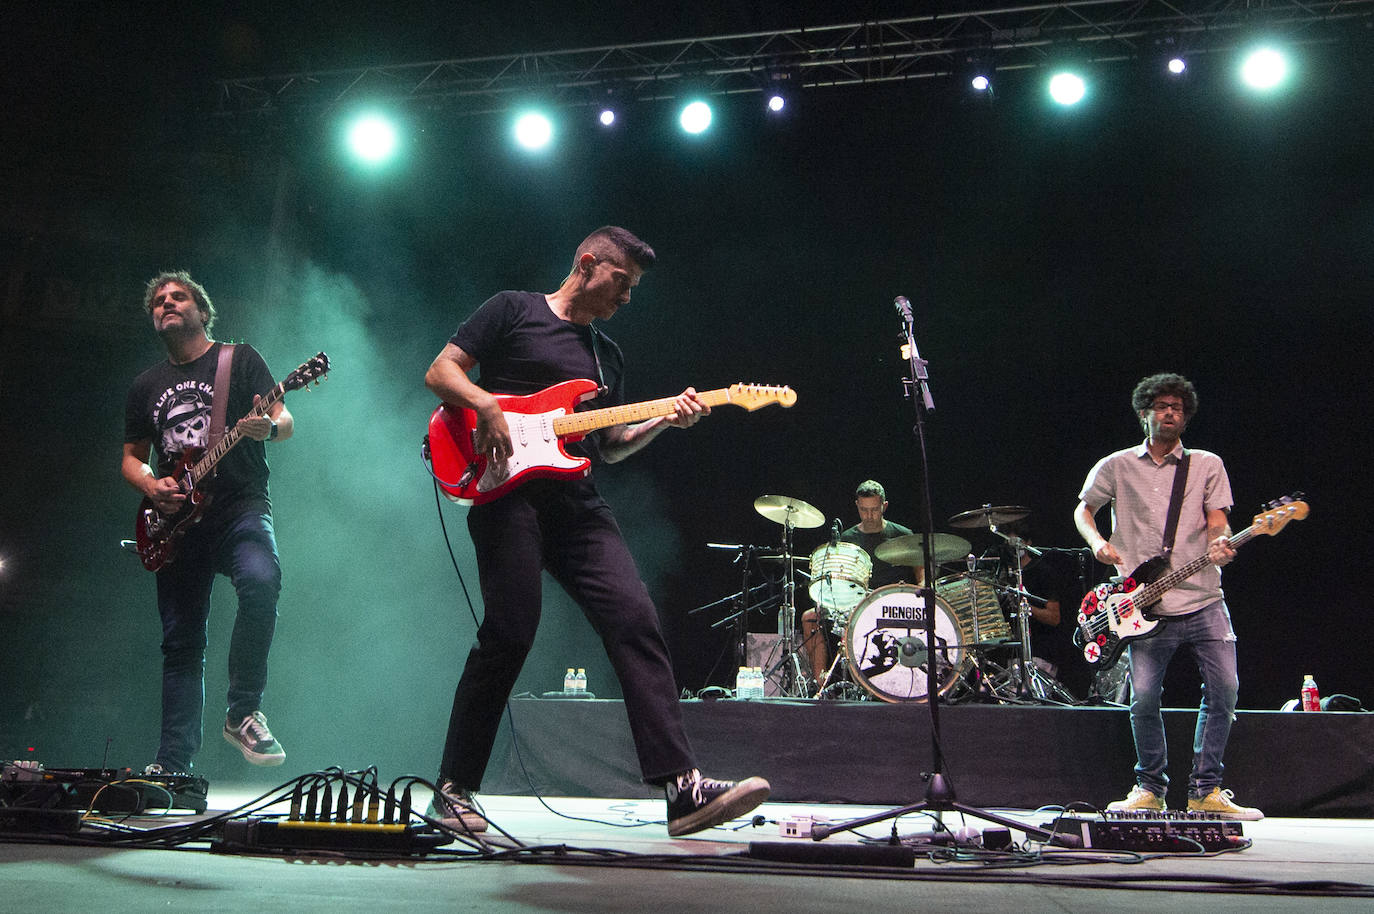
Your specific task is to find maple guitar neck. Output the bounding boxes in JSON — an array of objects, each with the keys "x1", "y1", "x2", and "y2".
[
  {"x1": 184, "y1": 382, "x2": 287, "y2": 488},
  {"x1": 552, "y1": 387, "x2": 778, "y2": 436},
  {"x1": 1136, "y1": 523, "x2": 1260, "y2": 608}
]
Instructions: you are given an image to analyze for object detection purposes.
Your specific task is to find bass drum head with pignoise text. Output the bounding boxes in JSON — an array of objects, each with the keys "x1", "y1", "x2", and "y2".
[{"x1": 843, "y1": 584, "x2": 967, "y2": 702}]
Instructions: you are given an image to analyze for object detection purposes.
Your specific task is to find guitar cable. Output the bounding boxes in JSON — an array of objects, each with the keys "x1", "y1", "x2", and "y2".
[{"x1": 429, "y1": 480, "x2": 668, "y2": 832}]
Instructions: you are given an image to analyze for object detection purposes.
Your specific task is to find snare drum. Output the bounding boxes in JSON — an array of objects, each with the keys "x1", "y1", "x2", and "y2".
[
  {"x1": 842, "y1": 584, "x2": 968, "y2": 702},
  {"x1": 808, "y1": 541, "x2": 872, "y2": 622},
  {"x1": 935, "y1": 573, "x2": 1010, "y2": 646}
]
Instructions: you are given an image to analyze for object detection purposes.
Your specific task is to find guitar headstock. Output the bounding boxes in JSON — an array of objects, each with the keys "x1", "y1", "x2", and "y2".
[
  {"x1": 284, "y1": 352, "x2": 331, "y2": 392},
  {"x1": 727, "y1": 383, "x2": 797, "y2": 410},
  {"x1": 1252, "y1": 492, "x2": 1308, "y2": 536}
]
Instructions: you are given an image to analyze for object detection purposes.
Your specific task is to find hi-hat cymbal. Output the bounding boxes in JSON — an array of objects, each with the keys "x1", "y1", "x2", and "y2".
[
  {"x1": 947, "y1": 505, "x2": 1031, "y2": 529},
  {"x1": 753, "y1": 495, "x2": 825, "y2": 529},
  {"x1": 874, "y1": 532, "x2": 972, "y2": 566}
]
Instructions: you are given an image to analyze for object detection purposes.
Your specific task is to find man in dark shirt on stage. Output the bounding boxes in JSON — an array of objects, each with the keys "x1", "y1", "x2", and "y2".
[{"x1": 424, "y1": 226, "x2": 769, "y2": 836}]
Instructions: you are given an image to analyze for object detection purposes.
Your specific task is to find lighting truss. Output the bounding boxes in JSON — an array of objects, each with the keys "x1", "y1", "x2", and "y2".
[{"x1": 213, "y1": 0, "x2": 1374, "y2": 119}]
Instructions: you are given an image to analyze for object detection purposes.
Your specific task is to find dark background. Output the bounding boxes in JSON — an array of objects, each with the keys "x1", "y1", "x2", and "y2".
[{"x1": 2, "y1": 3, "x2": 1368, "y2": 783}]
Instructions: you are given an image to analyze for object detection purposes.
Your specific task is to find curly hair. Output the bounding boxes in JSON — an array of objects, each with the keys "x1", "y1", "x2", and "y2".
[
  {"x1": 1131, "y1": 372, "x2": 1198, "y2": 421},
  {"x1": 143, "y1": 271, "x2": 217, "y2": 334}
]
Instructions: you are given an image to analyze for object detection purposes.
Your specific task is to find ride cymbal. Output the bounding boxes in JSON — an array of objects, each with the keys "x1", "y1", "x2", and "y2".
[
  {"x1": 873, "y1": 532, "x2": 972, "y2": 566},
  {"x1": 946, "y1": 505, "x2": 1031, "y2": 529},
  {"x1": 753, "y1": 495, "x2": 825, "y2": 529}
]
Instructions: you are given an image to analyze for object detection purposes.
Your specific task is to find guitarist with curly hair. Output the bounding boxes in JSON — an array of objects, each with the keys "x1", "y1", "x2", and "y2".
[{"x1": 1073, "y1": 372, "x2": 1261, "y2": 821}]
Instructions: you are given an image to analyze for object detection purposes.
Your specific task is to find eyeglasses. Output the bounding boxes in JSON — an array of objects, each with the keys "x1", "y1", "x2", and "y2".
[{"x1": 1149, "y1": 401, "x2": 1186, "y2": 415}]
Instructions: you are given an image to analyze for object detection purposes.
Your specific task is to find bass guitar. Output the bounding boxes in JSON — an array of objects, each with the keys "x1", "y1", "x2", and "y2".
[
  {"x1": 1074, "y1": 494, "x2": 1307, "y2": 669},
  {"x1": 134, "y1": 352, "x2": 331, "y2": 571},
  {"x1": 427, "y1": 378, "x2": 796, "y2": 505}
]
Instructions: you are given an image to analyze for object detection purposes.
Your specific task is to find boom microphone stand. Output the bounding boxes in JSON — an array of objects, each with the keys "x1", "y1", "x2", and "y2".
[{"x1": 811, "y1": 295, "x2": 1063, "y2": 847}]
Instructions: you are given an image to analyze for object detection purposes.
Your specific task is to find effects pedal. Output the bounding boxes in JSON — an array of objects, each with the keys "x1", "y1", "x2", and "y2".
[{"x1": 1042, "y1": 811, "x2": 1248, "y2": 852}]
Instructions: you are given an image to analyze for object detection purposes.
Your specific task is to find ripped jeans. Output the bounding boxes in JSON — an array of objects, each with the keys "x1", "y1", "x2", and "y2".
[{"x1": 1126, "y1": 599, "x2": 1238, "y2": 798}]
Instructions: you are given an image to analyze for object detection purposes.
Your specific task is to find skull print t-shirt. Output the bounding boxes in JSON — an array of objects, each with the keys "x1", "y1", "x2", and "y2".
[{"x1": 124, "y1": 342, "x2": 276, "y2": 514}]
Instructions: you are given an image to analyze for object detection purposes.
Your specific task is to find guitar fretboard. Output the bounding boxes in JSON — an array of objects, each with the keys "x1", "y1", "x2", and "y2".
[
  {"x1": 551, "y1": 386, "x2": 776, "y2": 435},
  {"x1": 1138, "y1": 524, "x2": 1259, "y2": 607},
  {"x1": 186, "y1": 382, "x2": 287, "y2": 487}
]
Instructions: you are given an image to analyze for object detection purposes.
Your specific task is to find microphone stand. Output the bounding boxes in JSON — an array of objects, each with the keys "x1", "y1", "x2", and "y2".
[{"x1": 811, "y1": 295, "x2": 1063, "y2": 848}]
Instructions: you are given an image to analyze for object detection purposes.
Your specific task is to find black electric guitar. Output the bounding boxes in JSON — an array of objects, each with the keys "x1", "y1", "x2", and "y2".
[
  {"x1": 1074, "y1": 494, "x2": 1308, "y2": 669},
  {"x1": 133, "y1": 352, "x2": 330, "y2": 571}
]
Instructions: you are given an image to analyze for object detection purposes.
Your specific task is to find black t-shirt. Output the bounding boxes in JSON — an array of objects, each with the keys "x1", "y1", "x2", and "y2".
[
  {"x1": 841, "y1": 520, "x2": 916, "y2": 590},
  {"x1": 124, "y1": 342, "x2": 276, "y2": 513},
  {"x1": 450, "y1": 291, "x2": 626, "y2": 462}
]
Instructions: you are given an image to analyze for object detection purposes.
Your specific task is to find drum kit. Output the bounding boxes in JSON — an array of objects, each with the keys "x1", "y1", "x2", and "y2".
[{"x1": 704, "y1": 496, "x2": 1076, "y2": 704}]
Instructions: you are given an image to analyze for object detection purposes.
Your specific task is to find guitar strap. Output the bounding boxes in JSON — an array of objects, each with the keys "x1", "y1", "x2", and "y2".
[
  {"x1": 208, "y1": 343, "x2": 236, "y2": 448},
  {"x1": 1160, "y1": 449, "x2": 1191, "y2": 558}
]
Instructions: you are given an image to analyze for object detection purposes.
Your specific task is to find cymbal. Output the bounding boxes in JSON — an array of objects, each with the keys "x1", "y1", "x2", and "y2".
[
  {"x1": 874, "y1": 532, "x2": 972, "y2": 566},
  {"x1": 753, "y1": 495, "x2": 825, "y2": 529},
  {"x1": 947, "y1": 505, "x2": 1031, "y2": 529}
]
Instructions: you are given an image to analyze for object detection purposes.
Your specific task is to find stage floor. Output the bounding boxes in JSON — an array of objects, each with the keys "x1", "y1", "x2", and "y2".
[{"x1": 3, "y1": 790, "x2": 1373, "y2": 911}]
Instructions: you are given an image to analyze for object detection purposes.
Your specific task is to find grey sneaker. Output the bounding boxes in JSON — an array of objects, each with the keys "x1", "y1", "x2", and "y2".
[
  {"x1": 223, "y1": 710, "x2": 286, "y2": 766},
  {"x1": 428, "y1": 781, "x2": 488, "y2": 833}
]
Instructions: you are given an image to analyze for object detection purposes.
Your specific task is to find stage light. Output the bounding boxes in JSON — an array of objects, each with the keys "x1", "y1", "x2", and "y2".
[
  {"x1": 599, "y1": 108, "x2": 616, "y2": 127},
  {"x1": 514, "y1": 111, "x2": 554, "y2": 150},
  {"x1": 767, "y1": 94, "x2": 785, "y2": 113},
  {"x1": 1241, "y1": 46, "x2": 1289, "y2": 91},
  {"x1": 679, "y1": 100, "x2": 712, "y2": 134},
  {"x1": 1048, "y1": 71, "x2": 1087, "y2": 106},
  {"x1": 971, "y1": 74, "x2": 991, "y2": 92},
  {"x1": 345, "y1": 114, "x2": 398, "y2": 165},
  {"x1": 1167, "y1": 57, "x2": 1187, "y2": 75}
]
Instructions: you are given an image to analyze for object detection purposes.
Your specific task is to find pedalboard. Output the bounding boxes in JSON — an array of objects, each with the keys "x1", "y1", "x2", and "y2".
[
  {"x1": 2, "y1": 761, "x2": 209, "y2": 817},
  {"x1": 1042, "y1": 812, "x2": 1248, "y2": 852}
]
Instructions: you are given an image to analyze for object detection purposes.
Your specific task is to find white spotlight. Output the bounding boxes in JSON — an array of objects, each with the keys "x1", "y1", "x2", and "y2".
[
  {"x1": 346, "y1": 114, "x2": 398, "y2": 164},
  {"x1": 514, "y1": 112, "x2": 554, "y2": 150},
  {"x1": 1167, "y1": 57, "x2": 1187, "y2": 75},
  {"x1": 679, "y1": 100, "x2": 712, "y2": 134},
  {"x1": 599, "y1": 108, "x2": 616, "y2": 127},
  {"x1": 971, "y1": 74, "x2": 990, "y2": 92},
  {"x1": 1241, "y1": 46, "x2": 1289, "y2": 91},
  {"x1": 1048, "y1": 72, "x2": 1087, "y2": 106},
  {"x1": 767, "y1": 94, "x2": 785, "y2": 113}
]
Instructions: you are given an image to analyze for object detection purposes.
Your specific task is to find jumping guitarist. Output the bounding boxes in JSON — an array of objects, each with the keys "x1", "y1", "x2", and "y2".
[
  {"x1": 423, "y1": 226, "x2": 769, "y2": 837},
  {"x1": 1073, "y1": 372, "x2": 1261, "y2": 821},
  {"x1": 122, "y1": 271, "x2": 291, "y2": 776}
]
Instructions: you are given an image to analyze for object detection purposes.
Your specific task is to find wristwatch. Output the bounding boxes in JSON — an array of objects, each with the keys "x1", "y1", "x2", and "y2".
[{"x1": 268, "y1": 420, "x2": 279, "y2": 441}]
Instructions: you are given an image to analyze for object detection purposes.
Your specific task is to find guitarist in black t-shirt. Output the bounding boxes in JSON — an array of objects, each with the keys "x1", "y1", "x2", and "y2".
[{"x1": 122, "y1": 271, "x2": 293, "y2": 775}]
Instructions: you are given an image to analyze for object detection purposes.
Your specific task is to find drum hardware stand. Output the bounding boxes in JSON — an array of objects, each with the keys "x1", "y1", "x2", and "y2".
[
  {"x1": 760, "y1": 508, "x2": 812, "y2": 697},
  {"x1": 811, "y1": 295, "x2": 1064, "y2": 848},
  {"x1": 995, "y1": 534, "x2": 1073, "y2": 704},
  {"x1": 694, "y1": 544, "x2": 779, "y2": 684}
]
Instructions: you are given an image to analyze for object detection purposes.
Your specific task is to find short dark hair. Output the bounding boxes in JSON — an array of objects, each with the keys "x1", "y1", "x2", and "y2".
[
  {"x1": 855, "y1": 479, "x2": 886, "y2": 501},
  {"x1": 575, "y1": 226, "x2": 656, "y2": 271},
  {"x1": 144, "y1": 271, "x2": 217, "y2": 334},
  {"x1": 1131, "y1": 372, "x2": 1199, "y2": 420}
]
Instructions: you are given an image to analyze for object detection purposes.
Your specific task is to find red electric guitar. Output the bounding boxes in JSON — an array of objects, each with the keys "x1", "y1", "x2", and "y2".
[
  {"x1": 1074, "y1": 494, "x2": 1308, "y2": 669},
  {"x1": 427, "y1": 378, "x2": 797, "y2": 505},
  {"x1": 133, "y1": 352, "x2": 331, "y2": 571}
]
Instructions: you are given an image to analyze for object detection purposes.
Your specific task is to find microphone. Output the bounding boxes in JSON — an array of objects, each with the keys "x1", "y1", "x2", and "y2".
[
  {"x1": 829, "y1": 519, "x2": 840, "y2": 548},
  {"x1": 894, "y1": 295, "x2": 913, "y2": 321}
]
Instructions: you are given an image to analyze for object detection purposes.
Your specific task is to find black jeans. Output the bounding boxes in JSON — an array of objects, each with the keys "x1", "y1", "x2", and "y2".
[{"x1": 439, "y1": 478, "x2": 696, "y2": 788}]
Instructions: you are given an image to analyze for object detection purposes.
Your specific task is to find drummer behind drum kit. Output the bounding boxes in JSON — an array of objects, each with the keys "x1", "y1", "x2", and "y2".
[{"x1": 724, "y1": 496, "x2": 1072, "y2": 704}]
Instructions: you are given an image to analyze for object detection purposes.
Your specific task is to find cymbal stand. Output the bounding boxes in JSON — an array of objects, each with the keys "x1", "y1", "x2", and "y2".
[
  {"x1": 1000, "y1": 533, "x2": 1076, "y2": 704},
  {"x1": 761, "y1": 508, "x2": 810, "y2": 697}
]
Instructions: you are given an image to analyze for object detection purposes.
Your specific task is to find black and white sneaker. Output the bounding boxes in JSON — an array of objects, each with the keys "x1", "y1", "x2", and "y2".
[
  {"x1": 223, "y1": 710, "x2": 286, "y2": 766},
  {"x1": 428, "y1": 780, "x2": 489, "y2": 833},
  {"x1": 665, "y1": 768, "x2": 770, "y2": 837}
]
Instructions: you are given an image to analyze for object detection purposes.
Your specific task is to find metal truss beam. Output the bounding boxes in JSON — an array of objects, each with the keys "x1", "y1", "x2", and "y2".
[{"x1": 213, "y1": 1, "x2": 1374, "y2": 119}]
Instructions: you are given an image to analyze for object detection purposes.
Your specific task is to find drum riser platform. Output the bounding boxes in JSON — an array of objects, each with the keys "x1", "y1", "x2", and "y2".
[{"x1": 487, "y1": 699, "x2": 1374, "y2": 818}]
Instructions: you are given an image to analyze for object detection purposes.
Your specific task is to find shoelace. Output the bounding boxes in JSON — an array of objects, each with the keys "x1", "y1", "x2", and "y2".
[{"x1": 242, "y1": 713, "x2": 272, "y2": 740}]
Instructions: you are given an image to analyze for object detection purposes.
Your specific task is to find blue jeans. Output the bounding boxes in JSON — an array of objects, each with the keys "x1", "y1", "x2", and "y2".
[
  {"x1": 1127, "y1": 599, "x2": 1238, "y2": 798},
  {"x1": 154, "y1": 508, "x2": 281, "y2": 771}
]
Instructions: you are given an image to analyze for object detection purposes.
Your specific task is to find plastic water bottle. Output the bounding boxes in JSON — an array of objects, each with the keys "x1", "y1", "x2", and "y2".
[
  {"x1": 751, "y1": 666, "x2": 766, "y2": 700},
  {"x1": 735, "y1": 666, "x2": 749, "y2": 699},
  {"x1": 564, "y1": 668, "x2": 577, "y2": 696},
  {"x1": 1301, "y1": 674, "x2": 1321, "y2": 711},
  {"x1": 574, "y1": 668, "x2": 587, "y2": 696}
]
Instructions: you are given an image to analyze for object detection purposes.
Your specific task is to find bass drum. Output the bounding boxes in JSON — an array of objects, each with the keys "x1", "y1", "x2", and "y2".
[{"x1": 843, "y1": 584, "x2": 968, "y2": 702}]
